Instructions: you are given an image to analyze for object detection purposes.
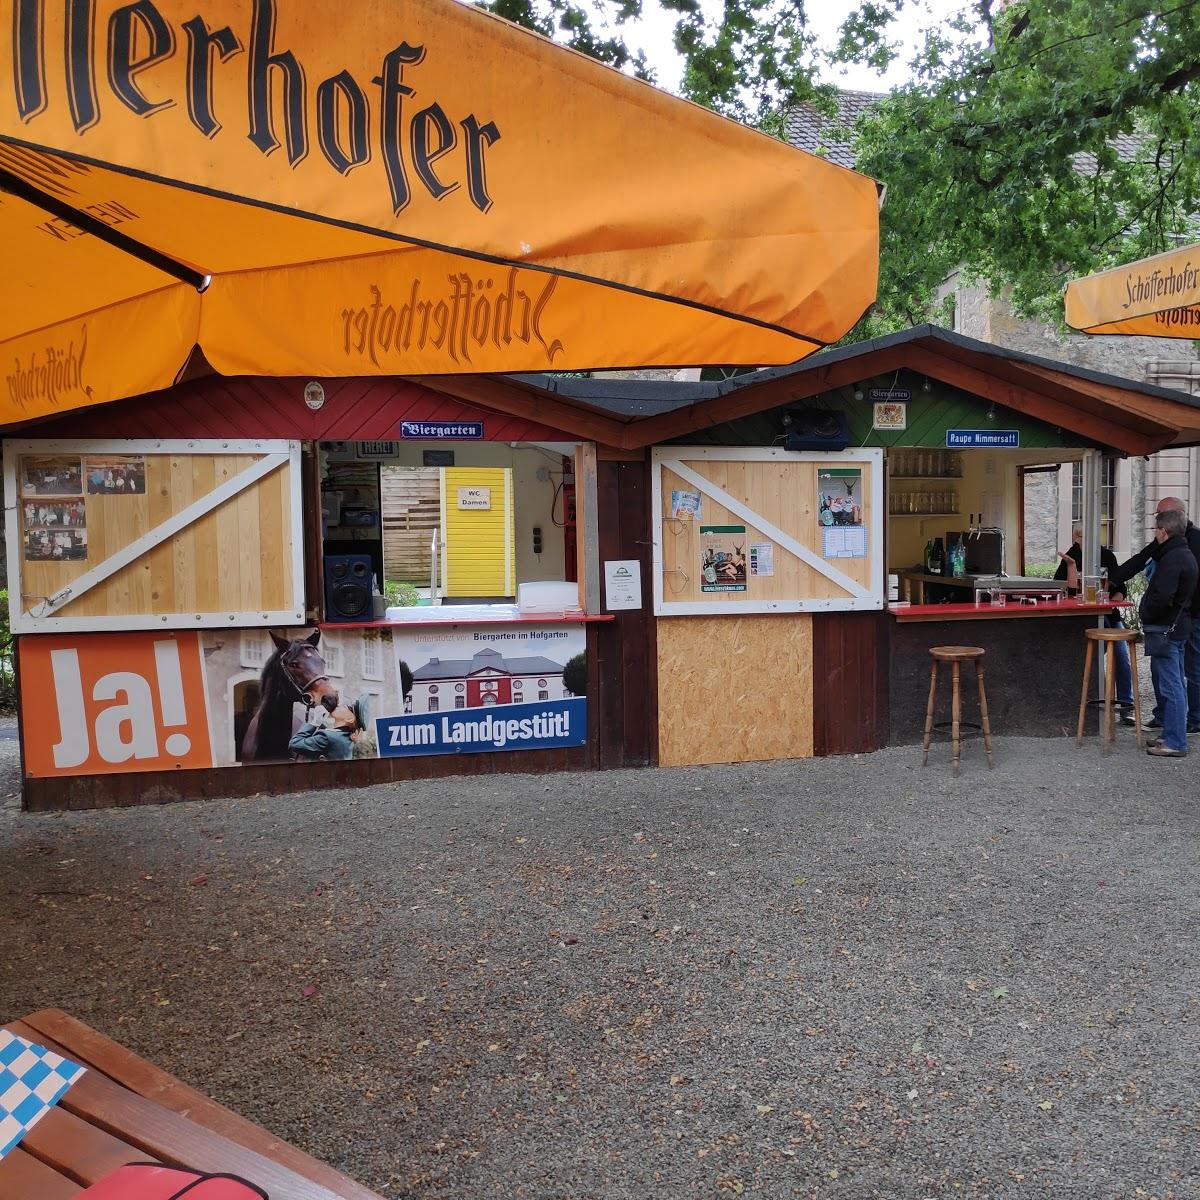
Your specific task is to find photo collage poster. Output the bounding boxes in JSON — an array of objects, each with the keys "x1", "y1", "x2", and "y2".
[{"x1": 19, "y1": 454, "x2": 146, "y2": 562}]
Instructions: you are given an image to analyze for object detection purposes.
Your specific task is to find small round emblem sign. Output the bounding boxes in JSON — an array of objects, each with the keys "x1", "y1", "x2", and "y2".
[{"x1": 304, "y1": 381, "x2": 326, "y2": 411}]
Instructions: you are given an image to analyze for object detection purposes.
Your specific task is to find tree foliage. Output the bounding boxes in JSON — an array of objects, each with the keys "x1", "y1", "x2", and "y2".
[
  {"x1": 480, "y1": 0, "x2": 1200, "y2": 336},
  {"x1": 835, "y1": 0, "x2": 1200, "y2": 335},
  {"x1": 562, "y1": 652, "x2": 587, "y2": 697},
  {"x1": 481, "y1": 0, "x2": 825, "y2": 125}
]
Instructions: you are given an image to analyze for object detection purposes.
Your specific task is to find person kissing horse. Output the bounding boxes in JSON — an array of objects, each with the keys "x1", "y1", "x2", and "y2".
[{"x1": 241, "y1": 630, "x2": 339, "y2": 762}]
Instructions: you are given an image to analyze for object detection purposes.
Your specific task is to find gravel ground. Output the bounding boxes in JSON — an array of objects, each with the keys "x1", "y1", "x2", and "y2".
[{"x1": 1, "y1": 729, "x2": 1198, "y2": 1200}]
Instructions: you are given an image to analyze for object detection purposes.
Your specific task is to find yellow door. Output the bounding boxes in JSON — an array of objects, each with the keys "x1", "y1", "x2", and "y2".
[{"x1": 440, "y1": 468, "x2": 515, "y2": 598}]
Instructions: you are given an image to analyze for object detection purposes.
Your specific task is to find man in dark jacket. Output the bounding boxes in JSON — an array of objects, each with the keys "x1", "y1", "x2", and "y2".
[
  {"x1": 1111, "y1": 496, "x2": 1200, "y2": 733},
  {"x1": 1135, "y1": 509, "x2": 1198, "y2": 756}
]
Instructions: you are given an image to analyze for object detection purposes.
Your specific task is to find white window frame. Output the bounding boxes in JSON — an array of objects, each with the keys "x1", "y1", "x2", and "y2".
[
  {"x1": 240, "y1": 630, "x2": 270, "y2": 669},
  {"x1": 322, "y1": 633, "x2": 345, "y2": 678},
  {"x1": 3, "y1": 439, "x2": 305, "y2": 633},
  {"x1": 225, "y1": 669, "x2": 266, "y2": 766},
  {"x1": 361, "y1": 632, "x2": 383, "y2": 681},
  {"x1": 650, "y1": 445, "x2": 885, "y2": 616}
]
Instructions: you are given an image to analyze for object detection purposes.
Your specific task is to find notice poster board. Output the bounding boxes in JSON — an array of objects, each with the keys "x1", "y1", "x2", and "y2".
[
  {"x1": 651, "y1": 446, "x2": 884, "y2": 614},
  {"x1": 4, "y1": 440, "x2": 304, "y2": 633}
]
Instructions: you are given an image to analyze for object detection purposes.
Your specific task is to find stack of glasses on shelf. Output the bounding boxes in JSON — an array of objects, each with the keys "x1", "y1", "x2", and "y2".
[
  {"x1": 888, "y1": 448, "x2": 963, "y2": 478},
  {"x1": 888, "y1": 490, "x2": 960, "y2": 515}
]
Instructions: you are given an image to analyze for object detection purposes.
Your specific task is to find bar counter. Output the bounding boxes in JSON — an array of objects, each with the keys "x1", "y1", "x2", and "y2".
[
  {"x1": 889, "y1": 600, "x2": 1122, "y2": 623},
  {"x1": 886, "y1": 601, "x2": 1125, "y2": 743}
]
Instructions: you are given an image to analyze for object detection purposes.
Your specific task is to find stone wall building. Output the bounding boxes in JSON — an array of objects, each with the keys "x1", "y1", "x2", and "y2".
[{"x1": 788, "y1": 90, "x2": 1200, "y2": 561}]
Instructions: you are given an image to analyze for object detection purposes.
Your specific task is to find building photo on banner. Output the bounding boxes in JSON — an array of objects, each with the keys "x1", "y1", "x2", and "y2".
[{"x1": 19, "y1": 624, "x2": 587, "y2": 779}]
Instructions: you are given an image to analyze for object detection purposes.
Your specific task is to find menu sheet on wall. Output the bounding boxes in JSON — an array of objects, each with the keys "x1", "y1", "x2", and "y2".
[{"x1": 821, "y1": 525, "x2": 868, "y2": 559}]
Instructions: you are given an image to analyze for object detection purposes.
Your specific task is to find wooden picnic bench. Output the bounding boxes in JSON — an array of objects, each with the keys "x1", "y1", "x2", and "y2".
[{"x1": 0, "y1": 1010, "x2": 384, "y2": 1200}]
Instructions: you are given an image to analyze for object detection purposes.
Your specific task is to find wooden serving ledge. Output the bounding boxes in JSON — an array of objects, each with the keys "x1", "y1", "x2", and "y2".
[
  {"x1": 322, "y1": 612, "x2": 615, "y2": 630},
  {"x1": 888, "y1": 600, "x2": 1124, "y2": 623},
  {"x1": 0, "y1": 1009, "x2": 382, "y2": 1200}
]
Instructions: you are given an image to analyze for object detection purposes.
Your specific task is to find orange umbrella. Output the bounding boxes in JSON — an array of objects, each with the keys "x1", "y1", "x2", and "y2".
[
  {"x1": 1065, "y1": 242, "x2": 1200, "y2": 336},
  {"x1": 1, "y1": 0, "x2": 880, "y2": 424}
]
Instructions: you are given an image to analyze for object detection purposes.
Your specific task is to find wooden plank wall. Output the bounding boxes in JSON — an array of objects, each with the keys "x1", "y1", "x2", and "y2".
[
  {"x1": 380, "y1": 467, "x2": 439, "y2": 581},
  {"x1": 29, "y1": 376, "x2": 577, "y2": 444},
  {"x1": 18, "y1": 453, "x2": 294, "y2": 622},
  {"x1": 656, "y1": 614, "x2": 814, "y2": 766},
  {"x1": 21, "y1": 744, "x2": 594, "y2": 811},
  {"x1": 594, "y1": 458, "x2": 657, "y2": 769},
  {"x1": 810, "y1": 611, "x2": 890, "y2": 755}
]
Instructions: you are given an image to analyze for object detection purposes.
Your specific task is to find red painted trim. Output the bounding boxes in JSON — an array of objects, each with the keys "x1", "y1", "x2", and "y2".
[{"x1": 22, "y1": 375, "x2": 577, "y2": 443}]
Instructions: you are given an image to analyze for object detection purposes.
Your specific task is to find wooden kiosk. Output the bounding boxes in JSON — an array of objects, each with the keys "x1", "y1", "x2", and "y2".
[{"x1": 7, "y1": 325, "x2": 1200, "y2": 808}]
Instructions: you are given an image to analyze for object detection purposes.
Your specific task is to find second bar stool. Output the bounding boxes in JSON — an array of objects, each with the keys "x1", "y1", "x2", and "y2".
[
  {"x1": 921, "y1": 645, "x2": 995, "y2": 777},
  {"x1": 1076, "y1": 627, "x2": 1143, "y2": 752}
]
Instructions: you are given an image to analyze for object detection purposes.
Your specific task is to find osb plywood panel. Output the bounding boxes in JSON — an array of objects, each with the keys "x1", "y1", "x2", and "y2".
[
  {"x1": 20, "y1": 454, "x2": 293, "y2": 619},
  {"x1": 659, "y1": 459, "x2": 875, "y2": 606},
  {"x1": 657, "y1": 614, "x2": 813, "y2": 767}
]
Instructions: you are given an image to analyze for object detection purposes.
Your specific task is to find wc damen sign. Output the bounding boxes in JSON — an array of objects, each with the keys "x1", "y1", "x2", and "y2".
[
  {"x1": 20, "y1": 632, "x2": 214, "y2": 777},
  {"x1": 457, "y1": 487, "x2": 491, "y2": 510}
]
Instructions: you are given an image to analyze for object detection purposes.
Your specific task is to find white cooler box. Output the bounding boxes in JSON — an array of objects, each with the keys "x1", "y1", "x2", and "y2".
[{"x1": 517, "y1": 581, "x2": 580, "y2": 614}]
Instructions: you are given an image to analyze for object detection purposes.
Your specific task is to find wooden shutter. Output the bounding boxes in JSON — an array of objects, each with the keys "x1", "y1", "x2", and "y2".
[
  {"x1": 5, "y1": 440, "x2": 304, "y2": 633},
  {"x1": 651, "y1": 446, "x2": 885, "y2": 615}
]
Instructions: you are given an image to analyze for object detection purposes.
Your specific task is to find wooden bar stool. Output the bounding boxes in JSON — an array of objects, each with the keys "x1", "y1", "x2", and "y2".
[
  {"x1": 1076, "y1": 628, "x2": 1143, "y2": 752},
  {"x1": 921, "y1": 646, "x2": 995, "y2": 777}
]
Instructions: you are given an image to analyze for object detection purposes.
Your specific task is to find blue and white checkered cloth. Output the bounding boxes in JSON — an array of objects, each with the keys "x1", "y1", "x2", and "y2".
[{"x1": 0, "y1": 1030, "x2": 86, "y2": 1160}]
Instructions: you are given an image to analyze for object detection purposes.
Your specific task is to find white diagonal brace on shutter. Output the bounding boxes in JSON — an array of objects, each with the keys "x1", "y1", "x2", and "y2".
[
  {"x1": 665, "y1": 457, "x2": 869, "y2": 599},
  {"x1": 31, "y1": 453, "x2": 289, "y2": 618}
]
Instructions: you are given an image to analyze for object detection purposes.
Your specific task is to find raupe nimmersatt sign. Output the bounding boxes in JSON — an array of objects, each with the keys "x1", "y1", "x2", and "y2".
[{"x1": 945, "y1": 429, "x2": 1020, "y2": 449}]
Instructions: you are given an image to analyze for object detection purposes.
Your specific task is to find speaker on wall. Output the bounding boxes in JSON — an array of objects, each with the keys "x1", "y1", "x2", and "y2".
[
  {"x1": 324, "y1": 553, "x2": 374, "y2": 622},
  {"x1": 782, "y1": 408, "x2": 850, "y2": 452}
]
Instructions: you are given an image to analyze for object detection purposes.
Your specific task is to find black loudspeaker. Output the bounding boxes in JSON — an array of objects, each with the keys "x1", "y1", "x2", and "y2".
[
  {"x1": 324, "y1": 553, "x2": 374, "y2": 621},
  {"x1": 782, "y1": 408, "x2": 850, "y2": 452}
]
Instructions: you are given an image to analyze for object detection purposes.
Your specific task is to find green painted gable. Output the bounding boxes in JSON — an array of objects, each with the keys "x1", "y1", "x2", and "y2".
[{"x1": 670, "y1": 369, "x2": 1101, "y2": 450}]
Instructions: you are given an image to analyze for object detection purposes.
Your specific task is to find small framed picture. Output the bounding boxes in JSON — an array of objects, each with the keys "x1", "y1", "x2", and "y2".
[{"x1": 872, "y1": 401, "x2": 907, "y2": 431}]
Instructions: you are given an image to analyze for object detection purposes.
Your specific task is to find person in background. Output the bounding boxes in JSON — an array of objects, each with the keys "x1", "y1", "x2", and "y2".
[
  {"x1": 1126, "y1": 509, "x2": 1198, "y2": 757},
  {"x1": 1056, "y1": 525, "x2": 1133, "y2": 721},
  {"x1": 1110, "y1": 496, "x2": 1200, "y2": 735}
]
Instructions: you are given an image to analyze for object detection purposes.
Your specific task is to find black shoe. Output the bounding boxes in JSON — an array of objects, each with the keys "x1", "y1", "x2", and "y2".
[
  {"x1": 1189, "y1": 726, "x2": 1200, "y2": 736},
  {"x1": 1143, "y1": 718, "x2": 1164, "y2": 731},
  {"x1": 1120, "y1": 711, "x2": 1138, "y2": 727}
]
